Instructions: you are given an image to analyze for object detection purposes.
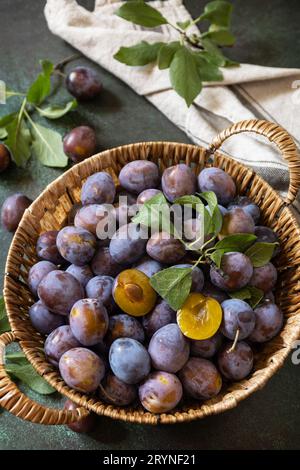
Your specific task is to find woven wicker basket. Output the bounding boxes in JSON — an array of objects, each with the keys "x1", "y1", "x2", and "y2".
[{"x1": 1, "y1": 119, "x2": 300, "y2": 426}]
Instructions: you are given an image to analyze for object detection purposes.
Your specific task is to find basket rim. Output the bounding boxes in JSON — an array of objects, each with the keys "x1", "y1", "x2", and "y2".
[{"x1": 3, "y1": 140, "x2": 300, "y2": 425}]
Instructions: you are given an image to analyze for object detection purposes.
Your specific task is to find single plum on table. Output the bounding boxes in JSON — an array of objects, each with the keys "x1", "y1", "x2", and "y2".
[
  {"x1": 218, "y1": 341, "x2": 253, "y2": 381},
  {"x1": 162, "y1": 163, "x2": 197, "y2": 202},
  {"x1": 81, "y1": 171, "x2": 116, "y2": 205},
  {"x1": 99, "y1": 372, "x2": 137, "y2": 406},
  {"x1": 179, "y1": 357, "x2": 222, "y2": 399},
  {"x1": 210, "y1": 252, "x2": 253, "y2": 291},
  {"x1": 146, "y1": 231, "x2": 185, "y2": 264},
  {"x1": 36, "y1": 230, "x2": 64, "y2": 265},
  {"x1": 142, "y1": 300, "x2": 176, "y2": 338},
  {"x1": 59, "y1": 347, "x2": 105, "y2": 393},
  {"x1": 221, "y1": 299, "x2": 255, "y2": 340},
  {"x1": 66, "y1": 66, "x2": 102, "y2": 100},
  {"x1": 119, "y1": 160, "x2": 160, "y2": 194},
  {"x1": 148, "y1": 324, "x2": 190, "y2": 373},
  {"x1": 0, "y1": 143, "x2": 11, "y2": 173},
  {"x1": 63, "y1": 126, "x2": 97, "y2": 163},
  {"x1": 198, "y1": 167, "x2": 236, "y2": 206},
  {"x1": 44, "y1": 325, "x2": 81, "y2": 367},
  {"x1": 1, "y1": 193, "x2": 32, "y2": 232},
  {"x1": 109, "y1": 338, "x2": 151, "y2": 384},
  {"x1": 38, "y1": 270, "x2": 84, "y2": 315},
  {"x1": 70, "y1": 298, "x2": 109, "y2": 346},
  {"x1": 29, "y1": 300, "x2": 65, "y2": 336},
  {"x1": 56, "y1": 226, "x2": 96, "y2": 266},
  {"x1": 139, "y1": 371, "x2": 183, "y2": 413},
  {"x1": 64, "y1": 399, "x2": 97, "y2": 433},
  {"x1": 28, "y1": 260, "x2": 57, "y2": 297},
  {"x1": 249, "y1": 302, "x2": 283, "y2": 343}
]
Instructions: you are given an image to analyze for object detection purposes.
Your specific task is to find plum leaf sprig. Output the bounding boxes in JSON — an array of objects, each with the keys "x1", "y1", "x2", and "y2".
[
  {"x1": 0, "y1": 295, "x2": 55, "y2": 394},
  {"x1": 0, "y1": 59, "x2": 78, "y2": 168},
  {"x1": 114, "y1": 0, "x2": 238, "y2": 106},
  {"x1": 132, "y1": 192, "x2": 278, "y2": 310}
]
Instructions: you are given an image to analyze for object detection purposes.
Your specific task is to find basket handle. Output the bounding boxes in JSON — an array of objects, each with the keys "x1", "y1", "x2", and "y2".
[
  {"x1": 207, "y1": 119, "x2": 300, "y2": 204},
  {"x1": 0, "y1": 331, "x2": 90, "y2": 425}
]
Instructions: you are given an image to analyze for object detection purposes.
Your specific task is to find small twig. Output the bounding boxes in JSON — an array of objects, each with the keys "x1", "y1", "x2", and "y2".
[
  {"x1": 54, "y1": 53, "x2": 80, "y2": 71},
  {"x1": 228, "y1": 328, "x2": 240, "y2": 353}
]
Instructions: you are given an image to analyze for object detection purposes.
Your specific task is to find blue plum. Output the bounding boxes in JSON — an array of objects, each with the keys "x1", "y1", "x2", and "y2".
[
  {"x1": 56, "y1": 226, "x2": 96, "y2": 266},
  {"x1": 28, "y1": 260, "x2": 57, "y2": 297},
  {"x1": 109, "y1": 338, "x2": 151, "y2": 384},
  {"x1": 148, "y1": 324, "x2": 190, "y2": 373}
]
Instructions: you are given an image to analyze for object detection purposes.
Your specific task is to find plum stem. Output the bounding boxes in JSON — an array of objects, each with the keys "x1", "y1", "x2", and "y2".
[
  {"x1": 228, "y1": 328, "x2": 240, "y2": 353},
  {"x1": 54, "y1": 54, "x2": 81, "y2": 71}
]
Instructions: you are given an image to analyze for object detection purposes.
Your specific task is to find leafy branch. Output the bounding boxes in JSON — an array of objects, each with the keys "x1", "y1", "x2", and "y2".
[
  {"x1": 114, "y1": 0, "x2": 238, "y2": 106},
  {"x1": 0, "y1": 59, "x2": 78, "y2": 168}
]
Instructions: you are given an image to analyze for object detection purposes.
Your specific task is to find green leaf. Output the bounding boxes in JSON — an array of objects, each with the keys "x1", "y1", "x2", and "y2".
[
  {"x1": 201, "y1": 38, "x2": 238, "y2": 67},
  {"x1": 29, "y1": 120, "x2": 68, "y2": 168},
  {"x1": 114, "y1": 41, "x2": 164, "y2": 66},
  {"x1": 41, "y1": 59, "x2": 54, "y2": 76},
  {"x1": 5, "y1": 101, "x2": 32, "y2": 167},
  {"x1": 214, "y1": 233, "x2": 257, "y2": 252},
  {"x1": 35, "y1": 99, "x2": 77, "y2": 120},
  {"x1": 244, "y1": 242, "x2": 277, "y2": 268},
  {"x1": 6, "y1": 361, "x2": 56, "y2": 395},
  {"x1": 170, "y1": 46, "x2": 202, "y2": 107},
  {"x1": 202, "y1": 26, "x2": 235, "y2": 46},
  {"x1": 27, "y1": 60, "x2": 54, "y2": 105},
  {"x1": 0, "y1": 112, "x2": 17, "y2": 127},
  {"x1": 158, "y1": 42, "x2": 181, "y2": 70},
  {"x1": 5, "y1": 352, "x2": 28, "y2": 364},
  {"x1": 115, "y1": 1, "x2": 168, "y2": 27},
  {"x1": 229, "y1": 287, "x2": 252, "y2": 301},
  {"x1": 199, "y1": 191, "x2": 223, "y2": 235},
  {"x1": 0, "y1": 296, "x2": 10, "y2": 334},
  {"x1": 229, "y1": 286, "x2": 264, "y2": 309},
  {"x1": 200, "y1": 1, "x2": 233, "y2": 27},
  {"x1": 150, "y1": 267, "x2": 192, "y2": 310},
  {"x1": 193, "y1": 54, "x2": 223, "y2": 81},
  {"x1": 132, "y1": 192, "x2": 173, "y2": 233},
  {"x1": 176, "y1": 20, "x2": 191, "y2": 30},
  {"x1": 247, "y1": 286, "x2": 264, "y2": 308},
  {"x1": 0, "y1": 128, "x2": 8, "y2": 139},
  {"x1": 210, "y1": 249, "x2": 225, "y2": 268}
]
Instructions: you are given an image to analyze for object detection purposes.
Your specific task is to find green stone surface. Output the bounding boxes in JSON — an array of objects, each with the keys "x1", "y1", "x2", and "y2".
[{"x1": 0, "y1": 0, "x2": 300, "y2": 450}]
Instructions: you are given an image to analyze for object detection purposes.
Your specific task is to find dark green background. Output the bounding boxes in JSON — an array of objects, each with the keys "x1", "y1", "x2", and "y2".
[{"x1": 0, "y1": 0, "x2": 299, "y2": 450}]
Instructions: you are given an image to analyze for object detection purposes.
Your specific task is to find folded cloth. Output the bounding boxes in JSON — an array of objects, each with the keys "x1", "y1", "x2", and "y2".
[{"x1": 44, "y1": 0, "x2": 300, "y2": 208}]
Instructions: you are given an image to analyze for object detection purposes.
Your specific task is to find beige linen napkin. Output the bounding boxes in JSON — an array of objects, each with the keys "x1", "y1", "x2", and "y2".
[{"x1": 44, "y1": 0, "x2": 300, "y2": 204}]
